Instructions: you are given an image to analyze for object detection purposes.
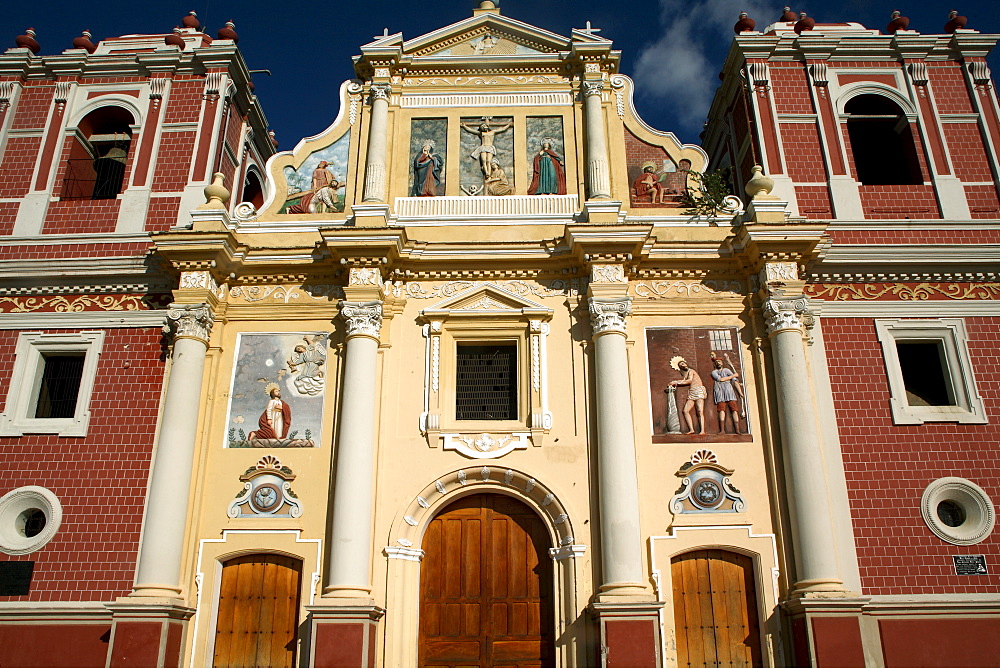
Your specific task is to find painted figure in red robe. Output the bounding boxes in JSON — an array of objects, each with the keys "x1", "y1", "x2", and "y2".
[
  {"x1": 249, "y1": 385, "x2": 292, "y2": 440},
  {"x1": 527, "y1": 140, "x2": 566, "y2": 195}
]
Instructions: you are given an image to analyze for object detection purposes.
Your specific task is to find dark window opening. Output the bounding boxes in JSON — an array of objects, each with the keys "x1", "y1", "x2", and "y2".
[
  {"x1": 61, "y1": 106, "x2": 135, "y2": 200},
  {"x1": 937, "y1": 500, "x2": 966, "y2": 528},
  {"x1": 846, "y1": 94, "x2": 922, "y2": 185},
  {"x1": 242, "y1": 171, "x2": 265, "y2": 209},
  {"x1": 34, "y1": 353, "x2": 85, "y2": 419},
  {"x1": 456, "y1": 343, "x2": 517, "y2": 421},
  {"x1": 18, "y1": 509, "x2": 46, "y2": 538},
  {"x1": 896, "y1": 341, "x2": 954, "y2": 407}
]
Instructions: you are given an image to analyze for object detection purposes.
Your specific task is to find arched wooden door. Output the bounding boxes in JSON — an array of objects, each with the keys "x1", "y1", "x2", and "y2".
[
  {"x1": 419, "y1": 493, "x2": 555, "y2": 667},
  {"x1": 671, "y1": 550, "x2": 763, "y2": 668},
  {"x1": 213, "y1": 553, "x2": 302, "y2": 668}
]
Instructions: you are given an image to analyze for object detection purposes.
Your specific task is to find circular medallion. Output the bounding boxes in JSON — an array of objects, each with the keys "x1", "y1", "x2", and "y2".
[
  {"x1": 251, "y1": 483, "x2": 282, "y2": 513},
  {"x1": 692, "y1": 479, "x2": 723, "y2": 510}
]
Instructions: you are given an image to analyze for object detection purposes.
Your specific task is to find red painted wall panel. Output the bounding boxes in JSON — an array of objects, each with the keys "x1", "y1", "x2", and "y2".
[
  {"x1": 605, "y1": 619, "x2": 657, "y2": 667},
  {"x1": 823, "y1": 316, "x2": 1000, "y2": 596},
  {"x1": 313, "y1": 622, "x2": 365, "y2": 666},
  {"x1": 109, "y1": 621, "x2": 163, "y2": 667},
  {"x1": 0, "y1": 623, "x2": 111, "y2": 667},
  {"x1": 0, "y1": 327, "x2": 166, "y2": 603},
  {"x1": 880, "y1": 618, "x2": 1000, "y2": 667},
  {"x1": 812, "y1": 617, "x2": 865, "y2": 668}
]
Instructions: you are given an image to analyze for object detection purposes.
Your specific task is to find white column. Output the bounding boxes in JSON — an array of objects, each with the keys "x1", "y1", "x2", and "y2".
[
  {"x1": 763, "y1": 298, "x2": 844, "y2": 593},
  {"x1": 132, "y1": 304, "x2": 214, "y2": 597},
  {"x1": 582, "y1": 81, "x2": 611, "y2": 199},
  {"x1": 588, "y1": 297, "x2": 645, "y2": 594},
  {"x1": 362, "y1": 84, "x2": 391, "y2": 202},
  {"x1": 324, "y1": 301, "x2": 383, "y2": 597}
]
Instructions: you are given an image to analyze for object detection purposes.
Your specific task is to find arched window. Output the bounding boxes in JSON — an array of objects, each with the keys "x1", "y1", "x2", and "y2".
[
  {"x1": 61, "y1": 106, "x2": 135, "y2": 200},
  {"x1": 242, "y1": 170, "x2": 264, "y2": 209},
  {"x1": 845, "y1": 94, "x2": 922, "y2": 185}
]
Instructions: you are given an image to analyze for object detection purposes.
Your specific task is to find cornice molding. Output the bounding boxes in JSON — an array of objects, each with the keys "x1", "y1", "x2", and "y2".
[{"x1": 0, "y1": 309, "x2": 168, "y2": 330}]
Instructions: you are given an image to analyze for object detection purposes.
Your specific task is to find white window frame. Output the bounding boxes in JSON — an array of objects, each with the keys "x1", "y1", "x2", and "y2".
[
  {"x1": 875, "y1": 319, "x2": 986, "y2": 425},
  {"x1": 0, "y1": 331, "x2": 104, "y2": 437}
]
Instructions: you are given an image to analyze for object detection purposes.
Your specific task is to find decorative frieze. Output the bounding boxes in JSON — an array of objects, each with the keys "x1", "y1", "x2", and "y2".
[
  {"x1": 389, "y1": 278, "x2": 584, "y2": 299},
  {"x1": 631, "y1": 280, "x2": 743, "y2": 298},
  {"x1": 0, "y1": 294, "x2": 149, "y2": 313},
  {"x1": 228, "y1": 284, "x2": 344, "y2": 304},
  {"x1": 805, "y1": 282, "x2": 1000, "y2": 301},
  {"x1": 590, "y1": 264, "x2": 627, "y2": 284},
  {"x1": 339, "y1": 300, "x2": 383, "y2": 339},
  {"x1": 588, "y1": 296, "x2": 632, "y2": 336},
  {"x1": 164, "y1": 304, "x2": 214, "y2": 343}
]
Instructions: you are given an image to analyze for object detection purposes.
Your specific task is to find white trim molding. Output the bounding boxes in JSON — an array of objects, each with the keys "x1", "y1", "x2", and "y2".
[
  {"x1": 0, "y1": 331, "x2": 104, "y2": 437},
  {"x1": 0, "y1": 310, "x2": 168, "y2": 330},
  {"x1": 874, "y1": 319, "x2": 987, "y2": 425}
]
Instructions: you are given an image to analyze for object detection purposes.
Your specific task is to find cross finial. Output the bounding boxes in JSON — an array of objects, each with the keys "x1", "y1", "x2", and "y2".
[
  {"x1": 373, "y1": 27, "x2": 390, "y2": 40},
  {"x1": 577, "y1": 20, "x2": 601, "y2": 35}
]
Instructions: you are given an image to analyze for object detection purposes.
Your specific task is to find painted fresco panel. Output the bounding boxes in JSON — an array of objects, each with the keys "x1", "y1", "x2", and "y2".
[
  {"x1": 409, "y1": 118, "x2": 448, "y2": 196},
  {"x1": 459, "y1": 116, "x2": 514, "y2": 195},
  {"x1": 646, "y1": 327, "x2": 752, "y2": 443},
  {"x1": 225, "y1": 333, "x2": 329, "y2": 448},
  {"x1": 526, "y1": 116, "x2": 567, "y2": 195},
  {"x1": 281, "y1": 132, "x2": 350, "y2": 214}
]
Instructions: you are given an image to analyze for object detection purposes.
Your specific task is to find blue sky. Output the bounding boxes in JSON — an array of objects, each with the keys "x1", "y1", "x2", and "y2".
[{"x1": 5, "y1": 2, "x2": 999, "y2": 148}]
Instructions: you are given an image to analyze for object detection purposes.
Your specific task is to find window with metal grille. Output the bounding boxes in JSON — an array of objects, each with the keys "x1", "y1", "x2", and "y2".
[
  {"x1": 34, "y1": 353, "x2": 85, "y2": 419},
  {"x1": 455, "y1": 343, "x2": 517, "y2": 421}
]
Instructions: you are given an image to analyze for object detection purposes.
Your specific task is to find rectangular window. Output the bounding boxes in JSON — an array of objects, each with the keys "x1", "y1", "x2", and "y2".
[
  {"x1": 455, "y1": 343, "x2": 517, "y2": 421},
  {"x1": 34, "y1": 353, "x2": 85, "y2": 419},
  {"x1": 875, "y1": 319, "x2": 986, "y2": 425}
]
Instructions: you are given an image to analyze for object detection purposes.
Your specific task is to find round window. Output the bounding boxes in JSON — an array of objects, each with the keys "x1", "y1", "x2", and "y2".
[
  {"x1": 921, "y1": 477, "x2": 995, "y2": 546},
  {"x1": 0, "y1": 486, "x2": 62, "y2": 555}
]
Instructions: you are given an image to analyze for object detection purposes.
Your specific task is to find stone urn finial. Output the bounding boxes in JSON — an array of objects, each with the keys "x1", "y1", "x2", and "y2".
[
  {"x1": 745, "y1": 165, "x2": 774, "y2": 199},
  {"x1": 198, "y1": 172, "x2": 231, "y2": 210}
]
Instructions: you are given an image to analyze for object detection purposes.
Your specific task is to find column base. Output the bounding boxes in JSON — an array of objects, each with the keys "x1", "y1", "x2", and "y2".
[
  {"x1": 105, "y1": 597, "x2": 195, "y2": 668},
  {"x1": 782, "y1": 596, "x2": 869, "y2": 668},
  {"x1": 590, "y1": 600, "x2": 663, "y2": 667},
  {"x1": 306, "y1": 604, "x2": 384, "y2": 668},
  {"x1": 790, "y1": 577, "x2": 852, "y2": 599}
]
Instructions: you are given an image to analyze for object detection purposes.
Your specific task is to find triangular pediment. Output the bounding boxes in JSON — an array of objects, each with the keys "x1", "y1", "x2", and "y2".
[
  {"x1": 421, "y1": 283, "x2": 552, "y2": 317},
  {"x1": 403, "y1": 14, "x2": 568, "y2": 58}
]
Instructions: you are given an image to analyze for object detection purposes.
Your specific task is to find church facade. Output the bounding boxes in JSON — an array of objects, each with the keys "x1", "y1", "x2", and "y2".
[{"x1": 1, "y1": 4, "x2": 999, "y2": 666}]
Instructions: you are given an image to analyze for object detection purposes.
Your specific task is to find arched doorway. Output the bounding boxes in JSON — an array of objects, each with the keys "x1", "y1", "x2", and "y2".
[
  {"x1": 213, "y1": 553, "x2": 302, "y2": 668},
  {"x1": 671, "y1": 549, "x2": 763, "y2": 667},
  {"x1": 419, "y1": 493, "x2": 555, "y2": 667}
]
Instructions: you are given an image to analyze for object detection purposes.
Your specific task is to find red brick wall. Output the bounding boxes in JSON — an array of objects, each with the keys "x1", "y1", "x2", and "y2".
[
  {"x1": 947, "y1": 123, "x2": 994, "y2": 182},
  {"x1": 781, "y1": 123, "x2": 827, "y2": 182},
  {"x1": 0, "y1": 242, "x2": 150, "y2": 261},
  {"x1": 0, "y1": 136, "x2": 43, "y2": 198},
  {"x1": 927, "y1": 64, "x2": 975, "y2": 115},
  {"x1": 770, "y1": 64, "x2": 813, "y2": 115},
  {"x1": 152, "y1": 131, "x2": 197, "y2": 192},
  {"x1": 826, "y1": 227, "x2": 1000, "y2": 245},
  {"x1": 822, "y1": 316, "x2": 1000, "y2": 596},
  {"x1": 858, "y1": 184, "x2": 942, "y2": 219},
  {"x1": 795, "y1": 185, "x2": 832, "y2": 216},
  {"x1": 965, "y1": 184, "x2": 1000, "y2": 219},
  {"x1": 146, "y1": 196, "x2": 182, "y2": 232},
  {"x1": 0, "y1": 202, "x2": 18, "y2": 235},
  {"x1": 10, "y1": 82, "x2": 53, "y2": 131},
  {"x1": 0, "y1": 327, "x2": 166, "y2": 602},
  {"x1": 42, "y1": 199, "x2": 121, "y2": 234},
  {"x1": 162, "y1": 77, "x2": 203, "y2": 124}
]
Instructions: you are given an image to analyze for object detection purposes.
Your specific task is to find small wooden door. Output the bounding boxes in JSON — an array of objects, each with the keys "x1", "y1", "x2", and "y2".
[
  {"x1": 213, "y1": 553, "x2": 302, "y2": 668},
  {"x1": 671, "y1": 550, "x2": 763, "y2": 668},
  {"x1": 419, "y1": 493, "x2": 555, "y2": 667}
]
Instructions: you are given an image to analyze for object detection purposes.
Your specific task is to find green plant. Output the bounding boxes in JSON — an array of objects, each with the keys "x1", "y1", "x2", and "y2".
[{"x1": 680, "y1": 169, "x2": 734, "y2": 218}]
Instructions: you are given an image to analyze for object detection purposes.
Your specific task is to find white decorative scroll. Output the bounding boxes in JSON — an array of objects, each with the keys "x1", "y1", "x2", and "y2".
[
  {"x1": 590, "y1": 264, "x2": 626, "y2": 284},
  {"x1": 204, "y1": 72, "x2": 223, "y2": 97},
  {"x1": 442, "y1": 432, "x2": 531, "y2": 459},
  {"x1": 809, "y1": 62, "x2": 828, "y2": 87},
  {"x1": 763, "y1": 298, "x2": 809, "y2": 335},
  {"x1": 609, "y1": 74, "x2": 627, "y2": 119},
  {"x1": 179, "y1": 270, "x2": 218, "y2": 291},
  {"x1": 631, "y1": 280, "x2": 743, "y2": 298},
  {"x1": 53, "y1": 81, "x2": 72, "y2": 104},
  {"x1": 349, "y1": 266, "x2": 382, "y2": 286},
  {"x1": 909, "y1": 61, "x2": 928, "y2": 86},
  {"x1": 339, "y1": 301, "x2": 383, "y2": 339},
  {"x1": 745, "y1": 62, "x2": 770, "y2": 88},
  {"x1": 968, "y1": 61, "x2": 992, "y2": 85},
  {"x1": 347, "y1": 82, "x2": 363, "y2": 125},
  {"x1": 164, "y1": 304, "x2": 214, "y2": 343},
  {"x1": 761, "y1": 261, "x2": 799, "y2": 284},
  {"x1": 588, "y1": 297, "x2": 632, "y2": 336}
]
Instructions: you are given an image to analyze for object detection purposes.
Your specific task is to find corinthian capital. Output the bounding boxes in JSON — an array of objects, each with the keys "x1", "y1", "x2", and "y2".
[
  {"x1": 369, "y1": 83, "x2": 391, "y2": 102},
  {"x1": 581, "y1": 80, "x2": 605, "y2": 97},
  {"x1": 339, "y1": 300, "x2": 384, "y2": 339},
  {"x1": 164, "y1": 304, "x2": 215, "y2": 344},
  {"x1": 588, "y1": 297, "x2": 631, "y2": 337},
  {"x1": 763, "y1": 298, "x2": 810, "y2": 335}
]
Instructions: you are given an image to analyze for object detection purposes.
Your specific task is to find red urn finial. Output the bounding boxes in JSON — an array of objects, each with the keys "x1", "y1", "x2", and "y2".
[
  {"x1": 73, "y1": 29, "x2": 97, "y2": 54},
  {"x1": 794, "y1": 12, "x2": 815, "y2": 34},
  {"x1": 269, "y1": 130, "x2": 279, "y2": 148},
  {"x1": 886, "y1": 10, "x2": 910, "y2": 34},
  {"x1": 217, "y1": 21, "x2": 239, "y2": 43},
  {"x1": 165, "y1": 27, "x2": 185, "y2": 48},
  {"x1": 780, "y1": 6, "x2": 797, "y2": 22},
  {"x1": 15, "y1": 28, "x2": 40, "y2": 54},
  {"x1": 182, "y1": 11, "x2": 200, "y2": 30},
  {"x1": 944, "y1": 10, "x2": 968, "y2": 33},
  {"x1": 734, "y1": 11, "x2": 757, "y2": 34}
]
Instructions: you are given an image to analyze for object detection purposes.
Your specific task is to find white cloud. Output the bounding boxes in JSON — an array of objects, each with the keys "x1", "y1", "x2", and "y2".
[{"x1": 633, "y1": 0, "x2": 772, "y2": 133}]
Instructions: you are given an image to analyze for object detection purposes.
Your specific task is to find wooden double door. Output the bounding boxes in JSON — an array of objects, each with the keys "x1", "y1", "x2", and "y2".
[
  {"x1": 213, "y1": 553, "x2": 302, "y2": 668},
  {"x1": 419, "y1": 493, "x2": 555, "y2": 667},
  {"x1": 671, "y1": 549, "x2": 763, "y2": 668}
]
